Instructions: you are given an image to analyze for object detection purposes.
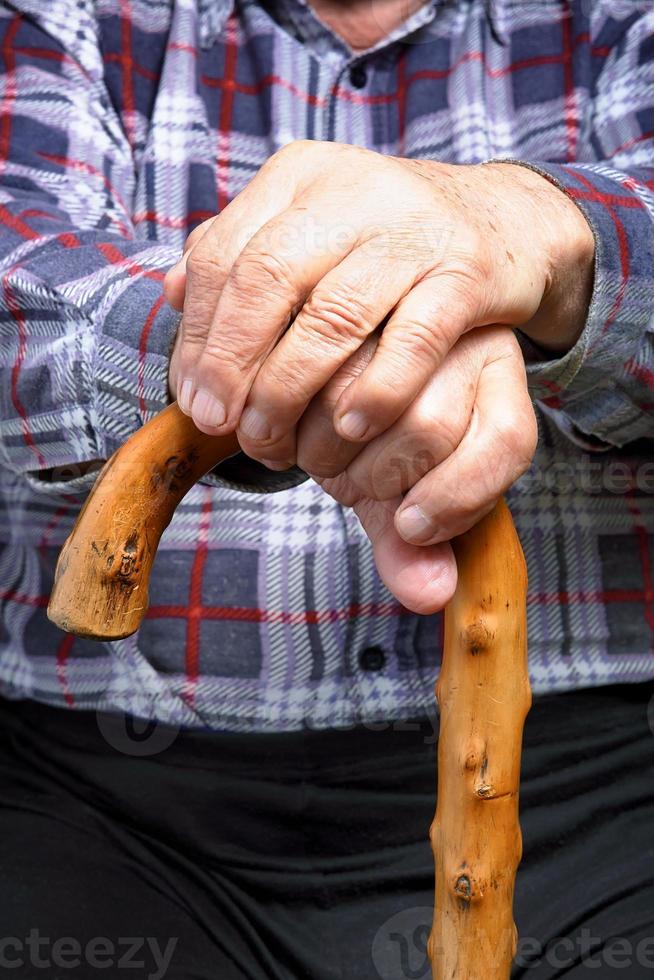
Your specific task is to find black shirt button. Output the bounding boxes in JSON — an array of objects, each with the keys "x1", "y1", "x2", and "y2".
[
  {"x1": 349, "y1": 63, "x2": 368, "y2": 89},
  {"x1": 359, "y1": 645, "x2": 386, "y2": 672}
]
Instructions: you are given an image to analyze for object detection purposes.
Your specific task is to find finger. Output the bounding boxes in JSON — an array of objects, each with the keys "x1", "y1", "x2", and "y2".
[
  {"x1": 353, "y1": 495, "x2": 458, "y2": 614},
  {"x1": 163, "y1": 217, "x2": 217, "y2": 311},
  {"x1": 167, "y1": 145, "x2": 309, "y2": 318},
  {"x1": 173, "y1": 174, "x2": 296, "y2": 413},
  {"x1": 343, "y1": 330, "x2": 483, "y2": 500},
  {"x1": 233, "y1": 242, "x2": 414, "y2": 454},
  {"x1": 394, "y1": 336, "x2": 537, "y2": 545},
  {"x1": 186, "y1": 205, "x2": 361, "y2": 435},
  {"x1": 333, "y1": 273, "x2": 486, "y2": 442},
  {"x1": 248, "y1": 334, "x2": 379, "y2": 473},
  {"x1": 293, "y1": 334, "x2": 379, "y2": 477}
]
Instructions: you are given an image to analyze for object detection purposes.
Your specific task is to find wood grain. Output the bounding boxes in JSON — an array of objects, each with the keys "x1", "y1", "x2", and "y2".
[
  {"x1": 47, "y1": 403, "x2": 239, "y2": 640},
  {"x1": 430, "y1": 499, "x2": 531, "y2": 979}
]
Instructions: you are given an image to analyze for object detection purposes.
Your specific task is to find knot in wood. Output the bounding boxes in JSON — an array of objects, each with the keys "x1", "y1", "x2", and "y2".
[
  {"x1": 462, "y1": 738, "x2": 486, "y2": 772},
  {"x1": 454, "y1": 874, "x2": 472, "y2": 904},
  {"x1": 462, "y1": 619, "x2": 494, "y2": 656}
]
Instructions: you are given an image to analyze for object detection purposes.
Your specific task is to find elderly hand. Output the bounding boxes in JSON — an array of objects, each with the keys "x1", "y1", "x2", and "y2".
[
  {"x1": 292, "y1": 325, "x2": 536, "y2": 613},
  {"x1": 165, "y1": 140, "x2": 593, "y2": 463},
  {"x1": 163, "y1": 139, "x2": 591, "y2": 611}
]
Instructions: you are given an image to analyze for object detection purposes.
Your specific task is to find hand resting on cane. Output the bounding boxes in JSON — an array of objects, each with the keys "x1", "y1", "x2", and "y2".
[{"x1": 164, "y1": 142, "x2": 595, "y2": 613}]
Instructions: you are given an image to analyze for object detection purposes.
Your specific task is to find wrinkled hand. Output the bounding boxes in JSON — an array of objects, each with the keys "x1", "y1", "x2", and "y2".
[
  {"x1": 165, "y1": 140, "x2": 593, "y2": 464},
  {"x1": 163, "y1": 140, "x2": 592, "y2": 612},
  {"x1": 292, "y1": 325, "x2": 536, "y2": 613}
]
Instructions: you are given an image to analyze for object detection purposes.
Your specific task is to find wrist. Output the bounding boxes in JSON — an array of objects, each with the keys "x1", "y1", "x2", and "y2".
[{"x1": 484, "y1": 161, "x2": 595, "y2": 354}]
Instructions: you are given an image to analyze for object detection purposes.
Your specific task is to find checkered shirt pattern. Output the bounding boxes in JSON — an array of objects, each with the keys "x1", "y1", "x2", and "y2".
[{"x1": 0, "y1": 0, "x2": 652, "y2": 731}]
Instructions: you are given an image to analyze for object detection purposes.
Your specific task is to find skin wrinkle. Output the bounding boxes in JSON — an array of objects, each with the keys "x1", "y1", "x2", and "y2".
[{"x1": 163, "y1": 89, "x2": 593, "y2": 616}]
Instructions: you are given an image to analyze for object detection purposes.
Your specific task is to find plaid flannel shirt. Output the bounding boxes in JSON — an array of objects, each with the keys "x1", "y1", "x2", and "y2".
[{"x1": 0, "y1": 0, "x2": 652, "y2": 732}]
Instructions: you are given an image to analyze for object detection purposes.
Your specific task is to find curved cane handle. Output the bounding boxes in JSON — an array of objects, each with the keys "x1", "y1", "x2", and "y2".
[
  {"x1": 430, "y1": 499, "x2": 531, "y2": 979},
  {"x1": 47, "y1": 403, "x2": 239, "y2": 640}
]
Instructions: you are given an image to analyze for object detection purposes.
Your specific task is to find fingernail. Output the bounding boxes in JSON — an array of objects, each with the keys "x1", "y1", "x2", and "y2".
[
  {"x1": 337, "y1": 410, "x2": 369, "y2": 441},
  {"x1": 178, "y1": 378, "x2": 194, "y2": 414},
  {"x1": 239, "y1": 406, "x2": 272, "y2": 442},
  {"x1": 259, "y1": 458, "x2": 293, "y2": 471},
  {"x1": 396, "y1": 503, "x2": 433, "y2": 543},
  {"x1": 191, "y1": 389, "x2": 227, "y2": 429}
]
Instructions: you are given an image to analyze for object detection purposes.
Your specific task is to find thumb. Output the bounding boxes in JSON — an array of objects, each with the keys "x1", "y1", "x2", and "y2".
[{"x1": 353, "y1": 495, "x2": 457, "y2": 614}]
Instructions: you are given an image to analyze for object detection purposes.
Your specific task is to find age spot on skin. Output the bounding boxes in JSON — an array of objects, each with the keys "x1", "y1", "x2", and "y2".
[{"x1": 506, "y1": 250, "x2": 515, "y2": 263}]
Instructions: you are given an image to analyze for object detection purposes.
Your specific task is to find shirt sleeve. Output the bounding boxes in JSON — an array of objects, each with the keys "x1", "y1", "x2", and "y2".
[
  {"x1": 0, "y1": 3, "x2": 180, "y2": 496},
  {"x1": 507, "y1": 4, "x2": 654, "y2": 448}
]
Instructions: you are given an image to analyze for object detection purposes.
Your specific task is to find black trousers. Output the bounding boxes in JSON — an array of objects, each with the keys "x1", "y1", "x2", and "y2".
[{"x1": 0, "y1": 684, "x2": 653, "y2": 980}]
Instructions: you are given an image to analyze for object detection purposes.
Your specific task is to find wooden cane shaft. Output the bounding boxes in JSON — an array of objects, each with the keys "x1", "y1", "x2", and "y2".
[
  {"x1": 47, "y1": 403, "x2": 239, "y2": 640},
  {"x1": 429, "y1": 498, "x2": 530, "y2": 979}
]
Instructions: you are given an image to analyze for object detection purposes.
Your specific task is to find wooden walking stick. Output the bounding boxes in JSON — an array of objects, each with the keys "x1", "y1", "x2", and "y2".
[
  {"x1": 47, "y1": 402, "x2": 530, "y2": 979},
  {"x1": 430, "y1": 499, "x2": 530, "y2": 979}
]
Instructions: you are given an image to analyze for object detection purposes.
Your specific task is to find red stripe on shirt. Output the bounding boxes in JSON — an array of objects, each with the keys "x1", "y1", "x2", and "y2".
[
  {"x1": 97, "y1": 242, "x2": 165, "y2": 281},
  {"x1": 56, "y1": 634, "x2": 76, "y2": 707},
  {"x1": 216, "y1": 15, "x2": 239, "y2": 212},
  {"x1": 149, "y1": 600, "x2": 408, "y2": 624},
  {"x1": 625, "y1": 357, "x2": 654, "y2": 390},
  {"x1": 118, "y1": 0, "x2": 137, "y2": 147},
  {"x1": 138, "y1": 293, "x2": 166, "y2": 414},
  {"x1": 565, "y1": 168, "x2": 631, "y2": 343},
  {"x1": 561, "y1": 8, "x2": 579, "y2": 161}
]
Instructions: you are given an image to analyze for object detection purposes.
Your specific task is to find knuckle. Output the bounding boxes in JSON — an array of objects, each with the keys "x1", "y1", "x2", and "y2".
[
  {"x1": 230, "y1": 250, "x2": 297, "y2": 301},
  {"x1": 184, "y1": 216, "x2": 216, "y2": 251},
  {"x1": 277, "y1": 138, "x2": 312, "y2": 157},
  {"x1": 411, "y1": 405, "x2": 462, "y2": 456},
  {"x1": 196, "y1": 341, "x2": 252, "y2": 381},
  {"x1": 185, "y1": 248, "x2": 225, "y2": 287},
  {"x1": 492, "y1": 407, "x2": 537, "y2": 475},
  {"x1": 438, "y1": 485, "x2": 485, "y2": 532},
  {"x1": 257, "y1": 357, "x2": 303, "y2": 397},
  {"x1": 267, "y1": 139, "x2": 314, "y2": 172},
  {"x1": 440, "y1": 254, "x2": 489, "y2": 304},
  {"x1": 299, "y1": 290, "x2": 374, "y2": 346},
  {"x1": 179, "y1": 312, "x2": 209, "y2": 345},
  {"x1": 387, "y1": 320, "x2": 450, "y2": 373},
  {"x1": 298, "y1": 455, "x2": 343, "y2": 480},
  {"x1": 319, "y1": 472, "x2": 363, "y2": 508},
  {"x1": 447, "y1": 501, "x2": 496, "y2": 541}
]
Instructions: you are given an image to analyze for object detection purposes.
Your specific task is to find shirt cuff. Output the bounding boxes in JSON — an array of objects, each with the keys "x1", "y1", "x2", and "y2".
[{"x1": 492, "y1": 159, "x2": 654, "y2": 448}]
